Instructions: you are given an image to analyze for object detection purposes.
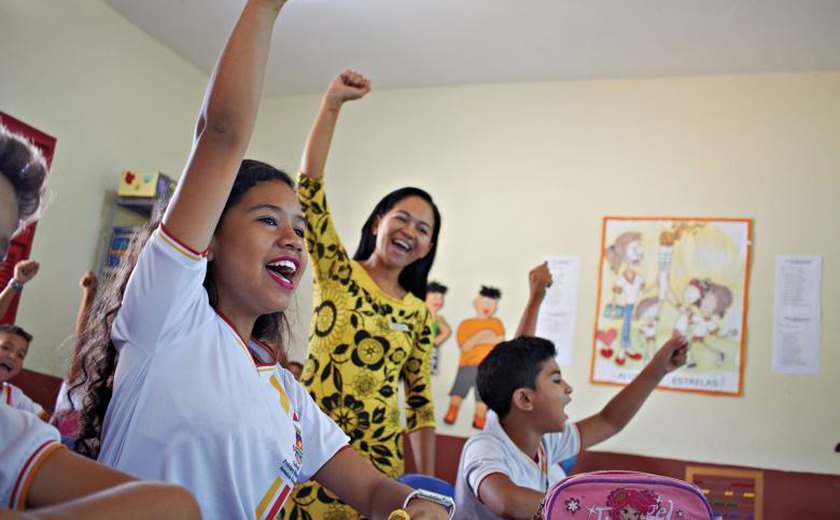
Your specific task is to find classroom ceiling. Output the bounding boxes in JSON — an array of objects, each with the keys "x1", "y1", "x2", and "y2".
[{"x1": 102, "y1": 0, "x2": 840, "y2": 96}]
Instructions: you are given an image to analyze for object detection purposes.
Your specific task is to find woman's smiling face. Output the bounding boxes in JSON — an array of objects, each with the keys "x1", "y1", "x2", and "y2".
[{"x1": 371, "y1": 195, "x2": 434, "y2": 270}]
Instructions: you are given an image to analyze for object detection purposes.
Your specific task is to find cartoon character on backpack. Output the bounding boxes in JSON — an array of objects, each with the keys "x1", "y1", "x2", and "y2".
[{"x1": 606, "y1": 488, "x2": 659, "y2": 519}]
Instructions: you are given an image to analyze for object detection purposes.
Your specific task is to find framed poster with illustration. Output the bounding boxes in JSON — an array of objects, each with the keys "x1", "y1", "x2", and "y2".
[{"x1": 591, "y1": 217, "x2": 752, "y2": 396}]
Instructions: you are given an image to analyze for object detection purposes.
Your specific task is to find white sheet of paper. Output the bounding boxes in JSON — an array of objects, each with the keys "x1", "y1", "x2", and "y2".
[
  {"x1": 535, "y1": 257, "x2": 582, "y2": 366},
  {"x1": 772, "y1": 255, "x2": 822, "y2": 375}
]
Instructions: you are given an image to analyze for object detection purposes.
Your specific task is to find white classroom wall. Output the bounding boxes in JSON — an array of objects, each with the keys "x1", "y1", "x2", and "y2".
[
  {"x1": 3, "y1": 0, "x2": 838, "y2": 477},
  {"x1": 251, "y1": 73, "x2": 840, "y2": 476}
]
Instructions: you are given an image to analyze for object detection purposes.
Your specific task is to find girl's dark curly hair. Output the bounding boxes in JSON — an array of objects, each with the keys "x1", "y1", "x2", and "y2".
[
  {"x1": 72, "y1": 160, "x2": 294, "y2": 458},
  {"x1": 0, "y1": 125, "x2": 48, "y2": 233}
]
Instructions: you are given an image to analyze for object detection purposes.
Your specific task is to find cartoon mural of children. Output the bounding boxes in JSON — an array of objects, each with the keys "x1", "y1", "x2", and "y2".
[
  {"x1": 633, "y1": 297, "x2": 660, "y2": 363},
  {"x1": 674, "y1": 278, "x2": 706, "y2": 338},
  {"x1": 675, "y1": 278, "x2": 734, "y2": 368},
  {"x1": 425, "y1": 281, "x2": 451, "y2": 375},
  {"x1": 605, "y1": 488, "x2": 660, "y2": 520},
  {"x1": 444, "y1": 286, "x2": 504, "y2": 430},
  {"x1": 606, "y1": 232, "x2": 646, "y2": 365},
  {"x1": 688, "y1": 281, "x2": 734, "y2": 368}
]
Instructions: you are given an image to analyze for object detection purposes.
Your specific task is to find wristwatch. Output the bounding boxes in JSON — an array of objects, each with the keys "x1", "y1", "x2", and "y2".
[
  {"x1": 9, "y1": 279, "x2": 24, "y2": 292},
  {"x1": 403, "y1": 489, "x2": 456, "y2": 518}
]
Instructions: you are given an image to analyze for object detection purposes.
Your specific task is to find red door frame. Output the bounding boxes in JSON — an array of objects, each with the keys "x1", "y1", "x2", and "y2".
[{"x1": 0, "y1": 112, "x2": 57, "y2": 324}]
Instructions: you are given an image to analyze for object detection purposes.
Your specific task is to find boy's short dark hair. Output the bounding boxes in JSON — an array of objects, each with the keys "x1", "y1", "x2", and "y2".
[
  {"x1": 479, "y1": 285, "x2": 501, "y2": 299},
  {"x1": 0, "y1": 324, "x2": 33, "y2": 344},
  {"x1": 427, "y1": 281, "x2": 448, "y2": 294},
  {"x1": 477, "y1": 336, "x2": 556, "y2": 419}
]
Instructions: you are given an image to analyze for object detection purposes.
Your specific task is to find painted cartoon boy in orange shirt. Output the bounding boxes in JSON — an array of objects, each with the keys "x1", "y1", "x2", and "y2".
[{"x1": 444, "y1": 286, "x2": 504, "y2": 429}]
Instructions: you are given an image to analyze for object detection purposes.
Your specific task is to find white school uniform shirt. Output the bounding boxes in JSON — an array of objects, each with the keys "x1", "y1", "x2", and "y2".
[
  {"x1": 98, "y1": 227, "x2": 349, "y2": 520},
  {"x1": 454, "y1": 411, "x2": 580, "y2": 520},
  {"x1": 0, "y1": 405, "x2": 64, "y2": 509},
  {"x1": 2, "y1": 382, "x2": 45, "y2": 417}
]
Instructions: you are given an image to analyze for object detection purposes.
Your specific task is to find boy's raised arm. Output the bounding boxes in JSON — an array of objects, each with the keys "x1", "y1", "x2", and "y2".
[
  {"x1": 514, "y1": 262, "x2": 552, "y2": 338},
  {"x1": 576, "y1": 334, "x2": 689, "y2": 449}
]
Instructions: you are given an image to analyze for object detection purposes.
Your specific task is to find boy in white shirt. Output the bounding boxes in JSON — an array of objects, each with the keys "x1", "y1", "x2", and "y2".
[
  {"x1": 454, "y1": 264, "x2": 689, "y2": 520},
  {"x1": 0, "y1": 323, "x2": 48, "y2": 420}
]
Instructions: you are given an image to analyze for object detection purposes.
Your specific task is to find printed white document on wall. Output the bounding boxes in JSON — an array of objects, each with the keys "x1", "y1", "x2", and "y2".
[
  {"x1": 772, "y1": 255, "x2": 822, "y2": 375},
  {"x1": 535, "y1": 257, "x2": 582, "y2": 366}
]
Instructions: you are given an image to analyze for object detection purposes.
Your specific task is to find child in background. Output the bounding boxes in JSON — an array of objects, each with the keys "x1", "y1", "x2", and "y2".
[
  {"x1": 51, "y1": 271, "x2": 98, "y2": 440},
  {"x1": 1, "y1": 323, "x2": 48, "y2": 420},
  {"x1": 1, "y1": 260, "x2": 46, "y2": 420},
  {"x1": 454, "y1": 265, "x2": 689, "y2": 520}
]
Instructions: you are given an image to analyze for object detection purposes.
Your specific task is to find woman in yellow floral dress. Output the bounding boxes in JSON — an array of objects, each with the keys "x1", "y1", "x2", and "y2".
[{"x1": 281, "y1": 70, "x2": 441, "y2": 520}]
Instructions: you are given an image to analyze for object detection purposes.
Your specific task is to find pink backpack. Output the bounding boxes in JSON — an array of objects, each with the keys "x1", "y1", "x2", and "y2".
[{"x1": 540, "y1": 470, "x2": 715, "y2": 519}]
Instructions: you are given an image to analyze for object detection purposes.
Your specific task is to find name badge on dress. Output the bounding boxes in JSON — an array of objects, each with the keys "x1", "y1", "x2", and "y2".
[{"x1": 389, "y1": 321, "x2": 410, "y2": 332}]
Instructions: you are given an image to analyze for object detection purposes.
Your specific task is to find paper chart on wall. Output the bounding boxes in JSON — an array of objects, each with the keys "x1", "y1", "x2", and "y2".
[
  {"x1": 591, "y1": 217, "x2": 752, "y2": 396},
  {"x1": 772, "y1": 256, "x2": 822, "y2": 375},
  {"x1": 535, "y1": 257, "x2": 582, "y2": 366}
]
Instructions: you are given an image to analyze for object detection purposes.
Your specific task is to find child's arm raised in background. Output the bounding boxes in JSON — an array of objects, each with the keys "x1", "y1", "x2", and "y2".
[
  {"x1": 0, "y1": 259, "x2": 39, "y2": 318},
  {"x1": 576, "y1": 334, "x2": 689, "y2": 449},
  {"x1": 74, "y1": 271, "x2": 97, "y2": 340},
  {"x1": 514, "y1": 262, "x2": 552, "y2": 337},
  {"x1": 62, "y1": 271, "x2": 97, "y2": 387},
  {"x1": 163, "y1": 0, "x2": 288, "y2": 250},
  {"x1": 300, "y1": 70, "x2": 371, "y2": 180}
]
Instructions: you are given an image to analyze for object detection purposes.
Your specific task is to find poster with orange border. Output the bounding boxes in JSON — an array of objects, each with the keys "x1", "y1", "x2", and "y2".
[{"x1": 591, "y1": 217, "x2": 752, "y2": 396}]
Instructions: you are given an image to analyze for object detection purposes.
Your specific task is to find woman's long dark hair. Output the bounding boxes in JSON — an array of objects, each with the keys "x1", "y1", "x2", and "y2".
[
  {"x1": 352, "y1": 187, "x2": 441, "y2": 300},
  {"x1": 73, "y1": 160, "x2": 294, "y2": 458}
]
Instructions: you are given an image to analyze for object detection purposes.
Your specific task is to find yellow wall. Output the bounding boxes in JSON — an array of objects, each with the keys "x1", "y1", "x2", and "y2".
[
  {"x1": 251, "y1": 73, "x2": 840, "y2": 475},
  {"x1": 1, "y1": 0, "x2": 207, "y2": 373},
  {"x1": 3, "y1": 0, "x2": 838, "y2": 476}
]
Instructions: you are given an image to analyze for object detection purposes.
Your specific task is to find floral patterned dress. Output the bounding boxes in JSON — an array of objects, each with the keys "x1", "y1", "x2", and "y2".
[{"x1": 280, "y1": 174, "x2": 436, "y2": 520}]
